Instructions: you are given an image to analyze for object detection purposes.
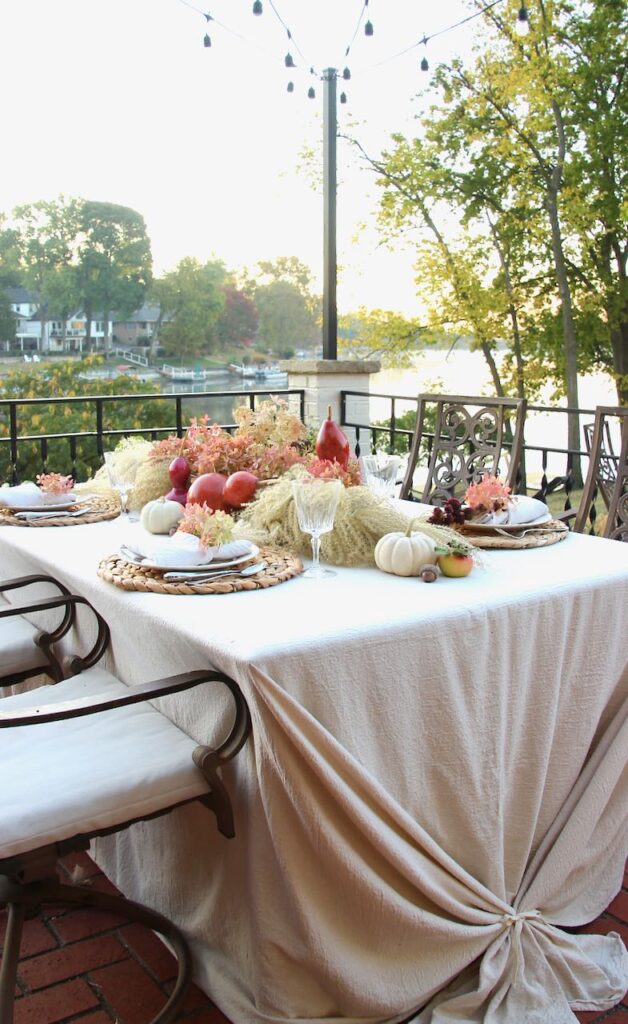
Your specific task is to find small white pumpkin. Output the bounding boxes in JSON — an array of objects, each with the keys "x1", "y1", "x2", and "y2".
[
  {"x1": 374, "y1": 524, "x2": 436, "y2": 577},
  {"x1": 140, "y1": 497, "x2": 184, "y2": 535}
]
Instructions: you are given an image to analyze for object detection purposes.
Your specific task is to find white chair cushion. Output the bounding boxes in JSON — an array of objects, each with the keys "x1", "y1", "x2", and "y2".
[
  {"x1": 0, "y1": 615, "x2": 49, "y2": 676},
  {"x1": 0, "y1": 667, "x2": 209, "y2": 860}
]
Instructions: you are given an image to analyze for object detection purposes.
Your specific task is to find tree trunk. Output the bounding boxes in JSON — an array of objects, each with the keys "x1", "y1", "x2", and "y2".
[
  {"x1": 545, "y1": 189, "x2": 583, "y2": 484},
  {"x1": 104, "y1": 310, "x2": 111, "y2": 355},
  {"x1": 149, "y1": 311, "x2": 164, "y2": 359},
  {"x1": 611, "y1": 324, "x2": 628, "y2": 404}
]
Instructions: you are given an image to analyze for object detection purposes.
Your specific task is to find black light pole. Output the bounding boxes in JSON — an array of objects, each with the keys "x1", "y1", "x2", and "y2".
[{"x1": 322, "y1": 67, "x2": 337, "y2": 360}]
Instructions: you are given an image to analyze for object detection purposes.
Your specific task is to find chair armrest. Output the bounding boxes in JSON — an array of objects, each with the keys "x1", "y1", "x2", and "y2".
[
  {"x1": 0, "y1": 594, "x2": 110, "y2": 676},
  {"x1": 0, "y1": 574, "x2": 71, "y2": 598},
  {"x1": 0, "y1": 668, "x2": 250, "y2": 761}
]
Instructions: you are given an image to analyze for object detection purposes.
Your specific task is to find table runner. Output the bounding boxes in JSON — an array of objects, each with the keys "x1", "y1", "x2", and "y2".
[{"x1": 0, "y1": 517, "x2": 626, "y2": 1023}]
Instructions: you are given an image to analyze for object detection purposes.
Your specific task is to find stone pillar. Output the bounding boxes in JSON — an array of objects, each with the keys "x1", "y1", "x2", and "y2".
[{"x1": 280, "y1": 358, "x2": 381, "y2": 453}]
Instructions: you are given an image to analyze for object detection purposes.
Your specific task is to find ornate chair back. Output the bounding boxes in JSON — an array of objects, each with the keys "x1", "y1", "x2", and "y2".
[
  {"x1": 575, "y1": 406, "x2": 628, "y2": 540},
  {"x1": 399, "y1": 394, "x2": 527, "y2": 505}
]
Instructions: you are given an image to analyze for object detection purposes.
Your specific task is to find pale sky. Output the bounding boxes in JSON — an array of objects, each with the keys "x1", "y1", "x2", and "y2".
[{"x1": 1, "y1": 0, "x2": 476, "y2": 315}]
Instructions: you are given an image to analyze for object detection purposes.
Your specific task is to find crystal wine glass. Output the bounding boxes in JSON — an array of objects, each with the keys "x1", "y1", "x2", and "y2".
[
  {"x1": 104, "y1": 452, "x2": 138, "y2": 517},
  {"x1": 292, "y1": 478, "x2": 342, "y2": 579},
  {"x1": 360, "y1": 452, "x2": 403, "y2": 499}
]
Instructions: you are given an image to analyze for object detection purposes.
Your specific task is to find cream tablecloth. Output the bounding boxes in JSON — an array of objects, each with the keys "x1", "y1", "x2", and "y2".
[{"x1": 0, "y1": 515, "x2": 627, "y2": 1024}]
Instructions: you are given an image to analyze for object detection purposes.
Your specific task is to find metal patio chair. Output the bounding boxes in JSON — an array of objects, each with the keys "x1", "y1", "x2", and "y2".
[
  {"x1": 399, "y1": 393, "x2": 527, "y2": 504},
  {"x1": 0, "y1": 593, "x2": 251, "y2": 1024},
  {"x1": 571, "y1": 405, "x2": 628, "y2": 540},
  {"x1": 0, "y1": 575, "x2": 109, "y2": 691}
]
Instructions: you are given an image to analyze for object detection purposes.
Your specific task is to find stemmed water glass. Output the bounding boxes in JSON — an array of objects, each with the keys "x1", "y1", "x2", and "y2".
[
  {"x1": 104, "y1": 452, "x2": 138, "y2": 517},
  {"x1": 292, "y1": 478, "x2": 342, "y2": 579},
  {"x1": 360, "y1": 452, "x2": 403, "y2": 499}
]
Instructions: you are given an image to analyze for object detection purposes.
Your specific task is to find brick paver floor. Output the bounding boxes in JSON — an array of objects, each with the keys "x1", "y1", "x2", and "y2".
[{"x1": 1, "y1": 852, "x2": 626, "y2": 1023}]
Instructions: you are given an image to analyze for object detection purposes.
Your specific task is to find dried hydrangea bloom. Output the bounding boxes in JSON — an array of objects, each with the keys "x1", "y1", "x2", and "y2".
[
  {"x1": 177, "y1": 504, "x2": 235, "y2": 549},
  {"x1": 36, "y1": 472, "x2": 74, "y2": 494},
  {"x1": 464, "y1": 474, "x2": 512, "y2": 515}
]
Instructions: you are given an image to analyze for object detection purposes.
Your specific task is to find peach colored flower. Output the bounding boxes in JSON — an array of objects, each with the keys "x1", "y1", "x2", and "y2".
[
  {"x1": 176, "y1": 504, "x2": 235, "y2": 549},
  {"x1": 36, "y1": 472, "x2": 74, "y2": 494},
  {"x1": 464, "y1": 474, "x2": 512, "y2": 514}
]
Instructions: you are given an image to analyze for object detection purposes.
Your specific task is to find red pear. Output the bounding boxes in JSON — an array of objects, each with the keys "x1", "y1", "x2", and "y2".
[{"x1": 315, "y1": 405, "x2": 350, "y2": 469}]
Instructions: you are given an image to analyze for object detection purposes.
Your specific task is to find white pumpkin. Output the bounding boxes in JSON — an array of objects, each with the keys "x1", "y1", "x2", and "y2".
[
  {"x1": 374, "y1": 528, "x2": 436, "y2": 577},
  {"x1": 140, "y1": 497, "x2": 184, "y2": 535}
]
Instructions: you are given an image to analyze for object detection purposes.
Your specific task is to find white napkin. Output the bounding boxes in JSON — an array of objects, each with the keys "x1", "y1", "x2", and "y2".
[
  {"x1": 0, "y1": 482, "x2": 76, "y2": 509},
  {"x1": 473, "y1": 495, "x2": 551, "y2": 526},
  {"x1": 124, "y1": 529, "x2": 253, "y2": 567}
]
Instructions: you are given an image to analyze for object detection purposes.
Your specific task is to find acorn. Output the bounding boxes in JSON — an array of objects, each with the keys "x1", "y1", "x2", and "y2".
[{"x1": 420, "y1": 563, "x2": 440, "y2": 583}]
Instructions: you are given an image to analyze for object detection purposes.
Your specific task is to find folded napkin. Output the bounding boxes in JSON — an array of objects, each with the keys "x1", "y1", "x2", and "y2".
[
  {"x1": 124, "y1": 529, "x2": 253, "y2": 567},
  {"x1": 0, "y1": 482, "x2": 76, "y2": 510},
  {"x1": 472, "y1": 495, "x2": 550, "y2": 526}
]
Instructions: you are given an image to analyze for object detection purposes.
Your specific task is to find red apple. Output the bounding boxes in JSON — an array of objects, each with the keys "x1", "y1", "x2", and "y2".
[
  {"x1": 223, "y1": 471, "x2": 258, "y2": 509},
  {"x1": 438, "y1": 552, "x2": 473, "y2": 578},
  {"x1": 187, "y1": 472, "x2": 228, "y2": 511}
]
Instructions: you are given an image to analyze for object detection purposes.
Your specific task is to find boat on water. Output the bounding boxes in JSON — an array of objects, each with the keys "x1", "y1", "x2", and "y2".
[
  {"x1": 160, "y1": 364, "x2": 230, "y2": 382},
  {"x1": 229, "y1": 363, "x2": 288, "y2": 382}
]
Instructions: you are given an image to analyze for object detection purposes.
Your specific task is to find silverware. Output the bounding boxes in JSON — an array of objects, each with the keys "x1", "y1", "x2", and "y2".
[
  {"x1": 119, "y1": 544, "x2": 145, "y2": 563},
  {"x1": 163, "y1": 562, "x2": 266, "y2": 583},
  {"x1": 491, "y1": 523, "x2": 568, "y2": 539},
  {"x1": 14, "y1": 506, "x2": 93, "y2": 520}
]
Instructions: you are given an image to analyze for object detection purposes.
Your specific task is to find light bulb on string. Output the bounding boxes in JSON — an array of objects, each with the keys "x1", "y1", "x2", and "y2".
[
  {"x1": 203, "y1": 33, "x2": 211, "y2": 47},
  {"x1": 308, "y1": 86, "x2": 315, "y2": 99},
  {"x1": 515, "y1": 6, "x2": 530, "y2": 35},
  {"x1": 285, "y1": 52, "x2": 295, "y2": 67},
  {"x1": 287, "y1": 81, "x2": 294, "y2": 93},
  {"x1": 420, "y1": 55, "x2": 429, "y2": 71},
  {"x1": 252, "y1": 0, "x2": 262, "y2": 14},
  {"x1": 342, "y1": 67, "x2": 351, "y2": 80},
  {"x1": 364, "y1": 20, "x2": 373, "y2": 36},
  {"x1": 340, "y1": 92, "x2": 347, "y2": 104}
]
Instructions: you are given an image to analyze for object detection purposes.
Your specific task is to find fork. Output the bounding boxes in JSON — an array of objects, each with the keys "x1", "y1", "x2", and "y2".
[
  {"x1": 491, "y1": 522, "x2": 567, "y2": 539},
  {"x1": 15, "y1": 506, "x2": 93, "y2": 520}
]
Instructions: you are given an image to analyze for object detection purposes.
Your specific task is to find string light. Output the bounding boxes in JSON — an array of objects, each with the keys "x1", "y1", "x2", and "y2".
[
  {"x1": 179, "y1": 0, "x2": 523, "y2": 100},
  {"x1": 515, "y1": 5, "x2": 530, "y2": 35}
]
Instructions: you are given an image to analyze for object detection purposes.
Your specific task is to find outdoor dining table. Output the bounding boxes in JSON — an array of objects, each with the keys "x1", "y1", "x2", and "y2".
[{"x1": 0, "y1": 508, "x2": 627, "y2": 1024}]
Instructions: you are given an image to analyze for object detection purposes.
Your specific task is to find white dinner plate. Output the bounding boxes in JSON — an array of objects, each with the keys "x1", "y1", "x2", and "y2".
[
  {"x1": 464, "y1": 512, "x2": 554, "y2": 533},
  {"x1": 1, "y1": 498, "x2": 78, "y2": 512},
  {"x1": 119, "y1": 542, "x2": 260, "y2": 573}
]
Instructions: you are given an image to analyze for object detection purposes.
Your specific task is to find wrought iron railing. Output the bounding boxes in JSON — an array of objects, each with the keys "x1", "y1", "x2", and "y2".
[
  {"x1": 0, "y1": 388, "x2": 305, "y2": 485},
  {"x1": 340, "y1": 390, "x2": 603, "y2": 509}
]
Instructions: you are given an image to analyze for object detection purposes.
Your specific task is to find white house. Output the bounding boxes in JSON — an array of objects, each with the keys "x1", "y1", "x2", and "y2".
[{"x1": 3, "y1": 288, "x2": 111, "y2": 353}]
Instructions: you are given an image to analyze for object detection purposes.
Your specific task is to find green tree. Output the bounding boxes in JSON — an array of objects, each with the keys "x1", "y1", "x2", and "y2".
[
  {"x1": 76, "y1": 202, "x2": 152, "y2": 353},
  {"x1": 151, "y1": 258, "x2": 226, "y2": 361},
  {"x1": 214, "y1": 286, "x2": 258, "y2": 351},
  {"x1": 12, "y1": 197, "x2": 82, "y2": 353},
  {"x1": 350, "y1": 0, "x2": 626, "y2": 473},
  {"x1": 338, "y1": 307, "x2": 426, "y2": 368},
  {"x1": 254, "y1": 279, "x2": 318, "y2": 357},
  {"x1": 0, "y1": 357, "x2": 173, "y2": 483}
]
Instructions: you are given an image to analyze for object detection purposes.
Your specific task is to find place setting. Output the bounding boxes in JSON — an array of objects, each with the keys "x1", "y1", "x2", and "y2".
[
  {"x1": 0, "y1": 474, "x2": 119, "y2": 527},
  {"x1": 425, "y1": 476, "x2": 569, "y2": 549},
  {"x1": 98, "y1": 490, "x2": 303, "y2": 595}
]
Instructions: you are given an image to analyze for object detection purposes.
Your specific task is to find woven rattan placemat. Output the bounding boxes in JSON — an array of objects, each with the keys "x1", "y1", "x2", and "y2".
[
  {"x1": 463, "y1": 519, "x2": 569, "y2": 549},
  {"x1": 0, "y1": 494, "x2": 120, "y2": 528},
  {"x1": 98, "y1": 545, "x2": 303, "y2": 594}
]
